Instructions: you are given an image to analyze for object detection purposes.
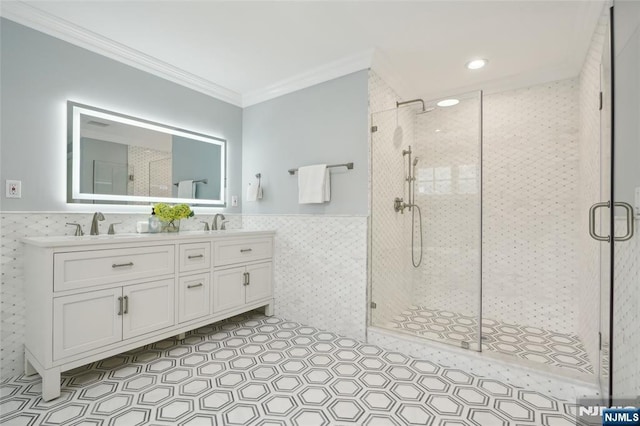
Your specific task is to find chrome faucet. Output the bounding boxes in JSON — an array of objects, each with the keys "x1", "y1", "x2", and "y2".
[
  {"x1": 90, "y1": 212, "x2": 105, "y2": 235},
  {"x1": 212, "y1": 213, "x2": 226, "y2": 230}
]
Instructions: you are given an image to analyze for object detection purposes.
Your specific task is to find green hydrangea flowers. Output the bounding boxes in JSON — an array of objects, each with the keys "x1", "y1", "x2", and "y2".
[{"x1": 154, "y1": 203, "x2": 194, "y2": 221}]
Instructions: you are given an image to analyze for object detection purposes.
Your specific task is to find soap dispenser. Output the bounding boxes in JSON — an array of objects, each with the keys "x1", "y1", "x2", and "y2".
[{"x1": 148, "y1": 207, "x2": 161, "y2": 233}]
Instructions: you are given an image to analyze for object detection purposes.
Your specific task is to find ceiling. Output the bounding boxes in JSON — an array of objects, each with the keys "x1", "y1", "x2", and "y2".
[{"x1": 2, "y1": 1, "x2": 606, "y2": 106}]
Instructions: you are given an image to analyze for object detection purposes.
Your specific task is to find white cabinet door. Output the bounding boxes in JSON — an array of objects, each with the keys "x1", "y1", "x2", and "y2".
[
  {"x1": 53, "y1": 288, "x2": 123, "y2": 360},
  {"x1": 245, "y1": 262, "x2": 273, "y2": 304},
  {"x1": 212, "y1": 266, "x2": 245, "y2": 313},
  {"x1": 122, "y1": 279, "x2": 175, "y2": 340},
  {"x1": 178, "y1": 273, "x2": 211, "y2": 323}
]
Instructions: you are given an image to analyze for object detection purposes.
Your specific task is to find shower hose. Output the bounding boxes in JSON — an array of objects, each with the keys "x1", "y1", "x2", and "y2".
[{"x1": 411, "y1": 204, "x2": 423, "y2": 267}]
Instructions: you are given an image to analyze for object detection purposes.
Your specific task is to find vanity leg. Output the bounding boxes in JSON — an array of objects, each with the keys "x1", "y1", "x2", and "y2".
[
  {"x1": 41, "y1": 367, "x2": 61, "y2": 402},
  {"x1": 176, "y1": 333, "x2": 186, "y2": 340},
  {"x1": 24, "y1": 355, "x2": 37, "y2": 376},
  {"x1": 265, "y1": 303, "x2": 274, "y2": 317}
]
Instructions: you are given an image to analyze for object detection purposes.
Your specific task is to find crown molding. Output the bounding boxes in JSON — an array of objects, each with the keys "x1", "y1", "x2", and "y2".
[
  {"x1": 0, "y1": 1, "x2": 243, "y2": 107},
  {"x1": 242, "y1": 49, "x2": 375, "y2": 107}
]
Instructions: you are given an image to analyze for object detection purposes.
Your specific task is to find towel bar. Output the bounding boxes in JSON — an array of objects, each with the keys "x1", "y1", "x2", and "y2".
[
  {"x1": 173, "y1": 179, "x2": 208, "y2": 186},
  {"x1": 288, "y1": 162, "x2": 354, "y2": 175}
]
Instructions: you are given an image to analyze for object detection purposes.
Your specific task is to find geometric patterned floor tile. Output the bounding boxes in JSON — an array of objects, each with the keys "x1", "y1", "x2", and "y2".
[
  {"x1": 0, "y1": 311, "x2": 580, "y2": 425},
  {"x1": 389, "y1": 306, "x2": 595, "y2": 375}
]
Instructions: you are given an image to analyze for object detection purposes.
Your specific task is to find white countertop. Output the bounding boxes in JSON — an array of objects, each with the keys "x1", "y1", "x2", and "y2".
[{"x1": 22, "y1": 229, "x2": 276, "y2": 248}]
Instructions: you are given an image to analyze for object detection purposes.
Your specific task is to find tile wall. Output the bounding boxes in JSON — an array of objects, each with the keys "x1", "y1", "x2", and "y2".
[
  {"x1": 482, "y1": 78, "x2": 581, "y2": 334},
  {"x1": 241, "y1": 215, "x2": 368, "y2": 342}
]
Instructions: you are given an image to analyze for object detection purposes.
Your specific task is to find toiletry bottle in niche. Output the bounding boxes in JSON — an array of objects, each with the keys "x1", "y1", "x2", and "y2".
[{"x1": 148, "y1": 208, "x2": 161, "y2": 233}]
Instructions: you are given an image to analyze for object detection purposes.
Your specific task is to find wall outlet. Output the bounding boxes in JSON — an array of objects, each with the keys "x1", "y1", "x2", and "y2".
[
  {"x1": 6, "y1": 180, "x2": 21, "y2": 198},
  {"x1": 231, "y1": 195, "x2": 238, "y2": 207},
  {"x1": 635, "y1": 187, "x2": 640, "y2": 217}
]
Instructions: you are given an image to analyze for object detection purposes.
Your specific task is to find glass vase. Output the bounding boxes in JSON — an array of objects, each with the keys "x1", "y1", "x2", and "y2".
[{"x1": 162, "y1": 219, "x2": 180, "y2": 232}]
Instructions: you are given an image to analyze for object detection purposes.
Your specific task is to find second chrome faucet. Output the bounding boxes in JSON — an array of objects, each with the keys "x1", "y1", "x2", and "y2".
[{"x1": 212, "y1": 213, "x2": 228, "y2": 230}]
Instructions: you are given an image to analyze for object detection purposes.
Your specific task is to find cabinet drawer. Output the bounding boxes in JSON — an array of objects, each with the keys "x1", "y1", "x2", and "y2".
[
  {"x1": 179, "y1": 243, "x2": 211, "y2": 273},
  {"x1": 213, "y1": 238, "x2": 273, "y2": 266},
  {"x1": 178, "y1": 273, "x2": 210, "y2": 323},
  {"x1": 54, "y1": 246, "x2": 174, "y2": 292}
]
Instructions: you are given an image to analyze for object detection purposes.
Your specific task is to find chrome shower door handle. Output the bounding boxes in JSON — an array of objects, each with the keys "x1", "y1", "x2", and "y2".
[
  {"x1": 589, "y1": 201, "x2": 610, "y2": 242},
  {"x1": 614, "y1": 202, "x2": 635, "y2": 242}
]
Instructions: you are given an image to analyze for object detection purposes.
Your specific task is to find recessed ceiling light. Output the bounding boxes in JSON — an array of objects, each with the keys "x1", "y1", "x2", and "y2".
[
  {"x1": 466, "y1": 59, "x2": 488, "y2": 70},
  {"x1": 437, "y1": 99, "x2": 459, "y2": 107}
]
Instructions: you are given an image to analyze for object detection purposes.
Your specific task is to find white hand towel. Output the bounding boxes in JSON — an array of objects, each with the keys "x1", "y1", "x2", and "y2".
[
  {"x1": 177, "y1": 180, "x2": 195, "y2": 198},
  {"x1": 323, "y1": 168, "x2": 330, "y2": 202},
  {"x1": 246, "y1": 182, "x2": 259, "y2": 202},
  {"x1": 298, "y1": 164, "x2": 329, "y2": 204}
]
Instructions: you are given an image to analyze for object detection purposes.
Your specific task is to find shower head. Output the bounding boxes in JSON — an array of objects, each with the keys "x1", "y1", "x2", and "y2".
[{"x1": 417, "y1": 107, "x2": 435, "y2": 115}]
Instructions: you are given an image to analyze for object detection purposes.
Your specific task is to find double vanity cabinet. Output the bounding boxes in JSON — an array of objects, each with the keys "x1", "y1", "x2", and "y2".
[{"x1": 22, "y1": 230, "x2": 275, "y2": 401}]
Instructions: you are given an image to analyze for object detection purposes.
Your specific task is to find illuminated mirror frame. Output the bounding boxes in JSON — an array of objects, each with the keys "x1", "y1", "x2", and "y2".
[{"x1": 69, "y1": 101, "x2": 227, "y2": 206}]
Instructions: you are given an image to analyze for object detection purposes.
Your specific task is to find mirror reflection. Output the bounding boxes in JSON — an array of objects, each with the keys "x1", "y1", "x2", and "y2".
[{"x1": 68, "y1": 102, "x2": 226, "y2": 206}]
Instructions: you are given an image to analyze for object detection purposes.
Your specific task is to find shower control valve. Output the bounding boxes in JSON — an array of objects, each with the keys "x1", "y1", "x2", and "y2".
[{"x1": 394, "y1": 197, "x2": 405, "y2": 214}]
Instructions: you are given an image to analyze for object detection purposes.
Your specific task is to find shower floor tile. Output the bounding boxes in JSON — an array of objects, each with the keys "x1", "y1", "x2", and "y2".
[
  {"x1": 0, "y1": 311, "x2": 580, "y2": 425},
  {"x1": 389, "y1": 306, "x2": 595, "y2": 375}
]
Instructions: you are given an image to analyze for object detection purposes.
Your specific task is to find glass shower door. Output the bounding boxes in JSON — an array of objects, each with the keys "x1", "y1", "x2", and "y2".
[{"x1": 369, "y1": 91, "x2": 483, "y2": 351}]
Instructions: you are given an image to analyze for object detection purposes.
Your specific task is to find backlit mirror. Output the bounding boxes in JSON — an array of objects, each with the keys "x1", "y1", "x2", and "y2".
[{"x1": 68, "y1": 102, "x2": 226, "y2": 206}]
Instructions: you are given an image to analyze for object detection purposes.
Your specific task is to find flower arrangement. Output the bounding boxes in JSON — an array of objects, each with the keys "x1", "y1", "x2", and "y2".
[{"x1": 154, "y1": 203, "x2": 194, "y2": 231}]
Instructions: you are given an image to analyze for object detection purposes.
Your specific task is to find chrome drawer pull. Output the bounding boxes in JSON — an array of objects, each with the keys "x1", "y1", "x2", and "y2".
[
  {"x1": 123, "y1": 296, "x2": 129, "y2": 314},
  {"x1": 117, "y1": 297, "x2": 123, "y2": 316},
  {"x1": 188, "y1": 254, "x2": 204, "y2": 259},
  {"x1": 240, "y1": 248, "x2": 253, "y2": 253},
  {"x1": 112, "y1": 262, "x2": 134, "y2": 268},
  {"x1": 187, "y1": 283, "x2": 203, "y2": 289}
]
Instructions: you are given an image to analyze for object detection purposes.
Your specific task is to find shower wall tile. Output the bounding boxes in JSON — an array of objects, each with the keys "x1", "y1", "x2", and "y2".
[
  {"x1": 613, "y1": 217, "x2": 640, "y2": 398},
  {"x1": 241, "y1": 215, "x2": 368, "y2": 342},
  {"x1": 368, "y1": 71, "x2": 415, "y2": 325},
  {"x1": 482, "y1": 78, "x2": 581, "y2": 334},
  {"x1": 577, "y1": 10, "x2": 609, "y2": 386},
  {"x1": 0, "y1": 211, "x2": 242, "y2": 379}
]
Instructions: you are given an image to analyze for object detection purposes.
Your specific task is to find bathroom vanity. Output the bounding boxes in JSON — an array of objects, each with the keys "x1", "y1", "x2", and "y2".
[{"x1": 22, "y1": 230, "x2": 275, "y2": 401}]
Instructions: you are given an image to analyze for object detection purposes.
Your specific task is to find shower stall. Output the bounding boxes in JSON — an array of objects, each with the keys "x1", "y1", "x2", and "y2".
[
  {"x1": 369, "y1": 84, "x2": 599, "y2": 382},
  {"x1": 370, "y1": 91, "x2": 484, "y2": 351}
]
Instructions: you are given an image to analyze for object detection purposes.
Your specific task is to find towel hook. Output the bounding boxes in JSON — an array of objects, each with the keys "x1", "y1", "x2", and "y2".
[{"x1": 255, "y1": 173, "x2": 262, "y2": 188}]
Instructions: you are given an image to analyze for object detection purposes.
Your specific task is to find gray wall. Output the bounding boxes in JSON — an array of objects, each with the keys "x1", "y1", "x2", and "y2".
[
  {"x1": 242, "y1": 70, "x2": 369, "y2": 215},
  {"x1": 171, "y1": 135, "x2": 222, "y2": 200},
  {"x1": 0, "y1": 19, "x2": 242, "y2": 212}
]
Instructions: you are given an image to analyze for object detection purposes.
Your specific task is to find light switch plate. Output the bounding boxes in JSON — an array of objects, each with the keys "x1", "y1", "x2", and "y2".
[
  {"x1": 6, "y1": 180, "x2": 21, "y2": 198},
  {"x1": 231, "y1": 195, "x2": 238, "y2": 207},
  {"x1": 635, "y1": 187, "x2": 640, "y2": 217}
]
